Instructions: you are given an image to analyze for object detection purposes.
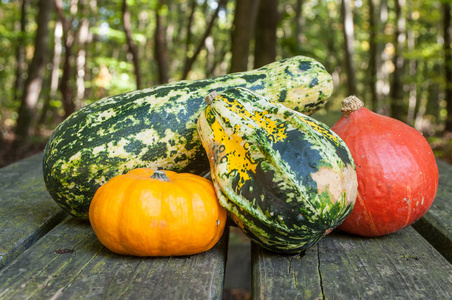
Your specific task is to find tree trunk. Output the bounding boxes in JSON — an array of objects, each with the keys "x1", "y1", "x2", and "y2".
[
  {"x1": 254, "y1": 0, "x2": 278, "y2": 69},
  {"x1": 155, "y1": 0, "x2": 170, "y2": 84},
  {"x1": 208, "y1": 43, "x2": 228, "y2": 77},
  {"x1": 341, "y1": 0, "x2": 357, "y2": 95},
  {"x1": 184, "y1": 0, "x2": 197, "y2": 55},
  {"x1": 205, "y1": 36, "x2": 215, "y2": 77},
  {"x1": 444, "y1": 2, "x2": 452, "y2": 132},
  {"x1": 14, "y1": 0, "x2": 53, "y2": 141},
  {"x1": 294, "y1": 0, "x2": 305, "y2": 46},
  {"x1": 323, "y1": 1, "x2": 340, "y2": 85},
  {"x1": 122, "y1": 0, "x2": 142, "y2": 89},
  {"x1": 60, "y1": 47, "x2": 75, "y2": 118},
  {"x1": 229, "y1": 0, "x2": 260, "y2": 73},
  {"x1": 376, "y1": 0, "x2": 390, "y2": 115},
  {"x1": 54, "y1": 0, "x2": 76, "y2": 119},
  {"x1": 182, "y1": 0, "x2": 227, "y2": 79},
  {"x1": 38, "y1": 20, "x2": 63, "y2": 127},
  {"x1": 367, "y1": 0, "x2": 378, "y2": 110},
  {"x1": 14, "y1": 0, "x2": 29, "y2": 103},
  {"x1": 414, "y1": 61, "x2": 426, "y2": 131},
  {"x1": 75, "y1": 0, "x2": 90, "y2": 109},
  {"x1": 406, "y1": 5, "x2": 417, "y2": 126},
  {"x1": 390, "y1": 0, "x2": 406, "y2": 121}
]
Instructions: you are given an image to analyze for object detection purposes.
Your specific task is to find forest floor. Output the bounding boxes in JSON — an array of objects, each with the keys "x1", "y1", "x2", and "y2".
[{"x1": 0, "y1": 134, "x2": 49, "y2": 168}]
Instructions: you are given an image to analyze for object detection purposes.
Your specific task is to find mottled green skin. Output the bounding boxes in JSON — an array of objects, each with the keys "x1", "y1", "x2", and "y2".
[
  {"x1": 43, "y1": 56, "x2": 332, "y2": 219},
  {"x1": 197, "y1": 88, "x2": 357, "y2": 254}
]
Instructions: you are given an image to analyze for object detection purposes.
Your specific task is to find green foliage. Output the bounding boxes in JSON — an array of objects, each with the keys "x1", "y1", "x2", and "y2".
[{"x1": 0, "y1": 0, "x2": 450, "y2": 143}]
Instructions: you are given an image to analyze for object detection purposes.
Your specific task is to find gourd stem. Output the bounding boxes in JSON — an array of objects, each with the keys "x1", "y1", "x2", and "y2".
[
  {"x1": 341, "y1": 95, "x2": 364, "y2": 115},
  {"x1": 205, "y1": 91, "x2": 219, "y2": 105},
  {"x1": 150, "y1": 170, "x2": 170, "y2": 182}
]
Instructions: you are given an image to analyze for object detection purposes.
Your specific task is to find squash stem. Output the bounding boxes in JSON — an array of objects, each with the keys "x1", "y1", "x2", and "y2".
[
  {"x1": 341, "y1": 95, "x2": 364, "y2": 115},
  {"x1": 150, "y1": 170, "x2": 170, "y2": 182},
  {"x1": 205, "y1": 91, "x2": 219, "y2": 105}
]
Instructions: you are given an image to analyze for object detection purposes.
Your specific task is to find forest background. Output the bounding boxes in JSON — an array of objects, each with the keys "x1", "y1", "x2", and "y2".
[{"x1": 1, "y1": 0, "x2": 452, "y2": 168}]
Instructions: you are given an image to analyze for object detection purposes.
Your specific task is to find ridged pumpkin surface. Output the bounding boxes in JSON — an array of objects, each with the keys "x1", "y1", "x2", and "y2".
[
  {"x1": 197, "y1": 88, "x2": 357, "y2": 254},
  {"x1": 89, "y1": 168, "x2": 227, "y2": 256}
]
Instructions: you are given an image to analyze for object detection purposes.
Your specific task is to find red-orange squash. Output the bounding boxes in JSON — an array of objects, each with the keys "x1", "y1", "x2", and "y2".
[
  {"x1": 89, "y1": 168, "x2": 227, "y2": 256},
  {"x1": 331, "y1": 96, "x2": 439, "y2": 236}
]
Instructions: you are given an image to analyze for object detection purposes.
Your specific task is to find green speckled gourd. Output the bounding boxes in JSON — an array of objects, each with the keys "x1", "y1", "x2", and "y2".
[
  {"x1": 43, "y1": 56, "x2": 333, "y2": 219},
  {"x1": 197, "y1": 88, "x2": 358, "y2": 254}
]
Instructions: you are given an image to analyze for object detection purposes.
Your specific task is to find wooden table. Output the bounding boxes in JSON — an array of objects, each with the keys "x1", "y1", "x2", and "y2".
[{"x1": 1, "y1": 153, "x2": 451, "y2": 299}]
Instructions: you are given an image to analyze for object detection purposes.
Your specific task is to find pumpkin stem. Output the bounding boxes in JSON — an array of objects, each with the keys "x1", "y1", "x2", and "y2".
[
  {"x1": 341, "y1": 95, "x2": 364, "y2": 115},
  {"x1": 205, "y1": 91, "x2": 219, "y2": 105},
  {"x1": 150, "y1": 170, "x2": 170, "y2": 182}
]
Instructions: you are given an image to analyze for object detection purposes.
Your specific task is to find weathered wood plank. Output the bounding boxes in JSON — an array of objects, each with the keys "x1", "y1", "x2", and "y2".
[
  {"x1": 252, "y1": 242, "x2": 322, "y2": 299},
  {"x1": 319, "y1": 227, "x2": 452, "y2": 299},
  {"x1": 412, "y1": 159, "x2": 452, "y2": 263},
  {"x1": 0, "y1": 153, "x2": 67, "y2": 269},
  {"x1": 252, "y1": 226, "x2": 452, "y2": 299},
  {"x1": 0, "y1": 217, "x2": 228, "y2": 299}
]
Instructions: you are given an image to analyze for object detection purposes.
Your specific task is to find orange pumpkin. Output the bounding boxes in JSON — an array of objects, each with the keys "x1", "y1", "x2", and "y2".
[{"x1": 89, "y1": 168, "x2": 227, "y2": 256}]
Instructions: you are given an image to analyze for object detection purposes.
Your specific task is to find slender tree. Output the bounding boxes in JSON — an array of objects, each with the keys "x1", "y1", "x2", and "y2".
[
  {"x1": 376, "y1": 0, "x2": 390, "y2": 115},
  {"x1": 254, "y1": 0, "x2": 278, "y2": 68},
  {"x1": 182, "y1": 0, "x2": 227, "y2": 79},
  {"x1": 229, "y1": 0, "x2": 260, "y2": 72},
  {"x1": 14, "y1": 0, "x2": 53, "y2": 141},
  {"x1": 444, "y1": 2, "x2": 452, "y2": 132},
  {"x1": 54, "y1": 0, "x2": 76, "y2": 118},
  {"x1": 38, "y1": 20, "x2": 63, "y2": 126},
  {"x1": 406, "y1": 6, "x2": 417, "y2": 126},
  {"x1": 207, "y1": 42, "x2": 229, "y2": 77},
  {"x1": 75, "y1": 0, "x2": 90, "y2": 109},
  {"x1": 155, "y1": 0, "x2": 170, "y2": 84},
  {"x1": 184, "y1": 0, "x2": 197, "y2": 57},
  {"x1": 341, "y1": 0, "x2": 357, "y2": 95},
  {"x1": 322, "y1": 1, "x2": 341, "y2": 89},
  {"x1": 13, "y1": 0, "x2": 29, "y2": 104},
  {"x1": 414, "y1": 61, "x2": 429, "y2": 130},
  {"x1": 123, "y1": 0, "x2": 142, "y2": 89},
  {"x1": 294, "y1": 0, "x2": 305, "y2": 46},
  {"x1": 390, "y1": 0, "x2": 406, "y2": 121},
  {"x1": 368, "y1": 0, "x2": 378, "y2": 110}
]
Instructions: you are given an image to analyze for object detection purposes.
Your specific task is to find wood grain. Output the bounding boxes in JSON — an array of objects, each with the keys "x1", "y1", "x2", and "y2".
[
  {"x1": 0, "y1": 217, "x2": 228, "y2": 299},
  {"x1": 252, "y1": 227, "x2": 452, "y2": 299},
  {"x1": 412, "y1": 159, "x2": 452, "y2": 263},
  {"x1": 2, "y1": 146, "x2": 452, "y2": 299},
  {"x1": 0, "y1": 153, "x2": 67, "y2": 269},
  {"x1": 320, "y1": 227, "x2": 452, "y2": 299},
  {"x1": 252, "y1": 242, "x2": 322, "y2": 299}
]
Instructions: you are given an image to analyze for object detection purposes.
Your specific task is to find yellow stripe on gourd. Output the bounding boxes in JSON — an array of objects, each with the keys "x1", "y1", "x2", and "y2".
[
  {"x1": 219, "y1": 96, "x2": 287, "y2": 144},
  {"x1": 207, "y1": 109, "x2": 257, "y2": 190},
  {"x1": 303, "y1": 118, "x2": 341, "y2": 147}
]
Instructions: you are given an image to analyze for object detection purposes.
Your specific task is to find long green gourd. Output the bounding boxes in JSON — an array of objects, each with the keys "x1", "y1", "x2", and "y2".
[
  {"x1": 43, "y1": 56, "x2": 333, "y2": 219},
  {"x1": 197, "y1": 87, "x2": 357, "y2": 254}
]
